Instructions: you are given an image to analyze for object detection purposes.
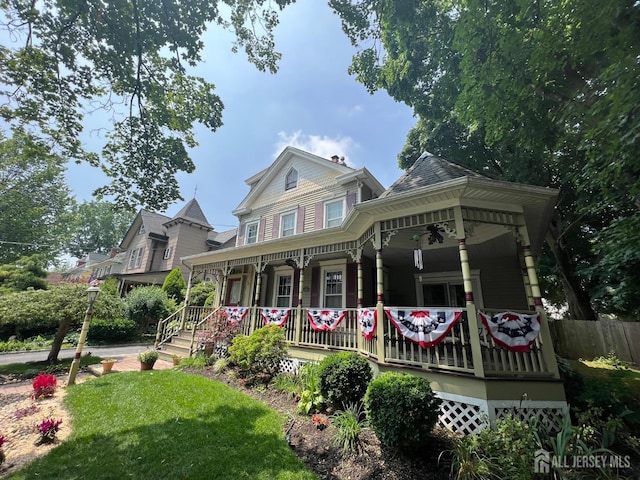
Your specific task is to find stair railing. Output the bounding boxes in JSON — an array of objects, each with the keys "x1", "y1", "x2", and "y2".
[
  {"x1": 189, "y1": 306, "x2": 223, "y2": 356},
  {"x1": 154, "y1": 306, "x2": 186, "y2": 348}
]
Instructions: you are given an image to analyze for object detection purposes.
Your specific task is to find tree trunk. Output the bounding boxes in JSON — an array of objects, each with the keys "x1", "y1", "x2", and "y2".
[
  {"x1": 545, "y1": 225, "x2": 598, "y2": 320},
  {"x1": 47, "y1": 315, "x2": 73, "y2": 364}
]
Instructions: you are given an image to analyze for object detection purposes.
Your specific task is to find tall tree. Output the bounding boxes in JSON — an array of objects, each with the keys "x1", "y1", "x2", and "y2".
[
  {"x1": 0, "y1": 254, "x2": 49, "y2": 293},
  {"x1": 0, "y1": 130, "x2": 74, "y2": 265},
  {"x1": 67, "y1": 201, "x2": 135, "y2": 258},
  {"x1": 0, "y1": 0, "x2": 295, "y2": 210},
  {"x1": 332, "y1": 0, "x2": 640, "y2": 319}
]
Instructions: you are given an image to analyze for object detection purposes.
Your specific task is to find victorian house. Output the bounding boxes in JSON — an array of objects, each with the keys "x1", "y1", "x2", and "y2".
[{"x1": 158, "y1": 146, "x2": 566, "y2": 434}]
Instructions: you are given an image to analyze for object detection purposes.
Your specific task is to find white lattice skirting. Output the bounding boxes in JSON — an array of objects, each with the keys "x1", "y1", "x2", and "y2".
[{"x1": 435, "y1": 392, "x2": 568, "y2": 435}]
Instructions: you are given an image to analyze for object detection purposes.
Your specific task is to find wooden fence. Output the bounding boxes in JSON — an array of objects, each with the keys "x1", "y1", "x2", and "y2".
[{"x1": 549, "y1": 319, "x2": 640, "y2": 366}]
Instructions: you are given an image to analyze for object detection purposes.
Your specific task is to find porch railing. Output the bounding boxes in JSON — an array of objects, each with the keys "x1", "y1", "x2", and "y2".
[{"x1": 166, "y1": 305, "x2": 556, "y2": 379}]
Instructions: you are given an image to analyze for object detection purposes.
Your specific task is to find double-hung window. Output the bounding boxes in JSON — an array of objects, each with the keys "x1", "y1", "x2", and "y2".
[
  {"x1": 281, "y1": 211, "x2": 296, "y2": 237},
  {"x1": 275, "y1": 274, "x2": 293, "y2": 307},
  {"x1": 128, "y1": 248, "x2": 144, "y2": 269},
  {"x1": 245, "y1": 222, "x2": 259, "y2": 244},
  {"x1": 323, "y1": 269, "x2": 343, "y2": 308},
  {"x1": 163, "y1": 247, "x2": 172, "y2": 260},
  {"x1": 324, "y1": 199, "x2": 344, "y2": 228}
]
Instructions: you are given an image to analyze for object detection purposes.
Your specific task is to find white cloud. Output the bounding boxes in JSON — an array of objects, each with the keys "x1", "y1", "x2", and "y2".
[{"x1": 274, "y1": 131, "x2": 357, "y2": 166}]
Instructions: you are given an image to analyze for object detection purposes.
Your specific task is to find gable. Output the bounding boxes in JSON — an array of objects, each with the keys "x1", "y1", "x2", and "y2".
[{"x1": 232, "y1": 146, "x2": 353, "y2": 216}]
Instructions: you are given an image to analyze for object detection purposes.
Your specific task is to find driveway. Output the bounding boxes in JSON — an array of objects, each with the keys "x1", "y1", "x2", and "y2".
[{"x1": 0, "y1": 344, "x2": 153, "y2": 365}]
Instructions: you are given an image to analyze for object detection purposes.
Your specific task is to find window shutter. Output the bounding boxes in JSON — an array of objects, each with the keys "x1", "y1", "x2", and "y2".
[
  {"x1": 296, "y1": 206, "x2": 305, "y2": 234},
  {"x1": 346, "y1": 192, "x2": 356, "y2": 212},
  {"x1": 310, "y1": 266, "x2": 320, "y2": 307},
  {"x1": 292, "y1": 269, "x2": 300, "y2": 306},
  {"x1": 314, "y1": 202, "x2": 323, "y2": 230},
  {"x1": 237, "y1": 223, "x2": 246, "y2": 246},
  {"x1": 258, "y1": 217, "x2": 266, "y2": 242},
  {"x1": 346, "y1": 262, "x2": 357, "y2": 308},
  {"x1": 272, "y1": 214, "x2": 280, "y2": 239}
]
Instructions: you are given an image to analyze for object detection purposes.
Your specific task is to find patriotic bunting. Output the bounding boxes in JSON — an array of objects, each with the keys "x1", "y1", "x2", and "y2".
[
  {"x1": 479, "y1": 311, "x2": 540, "y2": 352},
  {"x1": 307, "y1": 309, "x2": 346, "y2": 331},
  {"x1": 261, "y1": 308, "x2": 290, "y2": 327},
  {"x1": 385, "y1": 308, "x2": 462, "y2": 349},
  {"x1": 357, "y1": 308, "x2": 377, "y2": 340},
  {"x1": 224, "y1": 307, "x2": 249, "y2": 325}
]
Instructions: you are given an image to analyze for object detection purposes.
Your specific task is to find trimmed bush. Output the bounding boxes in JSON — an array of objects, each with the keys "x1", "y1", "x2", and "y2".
[
  {"x1": 228, "y1": 326, "x2": 287, "y2": 380},
  {"x1": 87, "y1": 317, "x2": 137, "y2": 344},
  {"x1": 162, "y1": 267, "x2": 186, "y2": 303},
  {"x1": 189, "y1": 282, "x2": 216, "y2": 306},
  {"x1": 364, "y1": 372, "x2": 442, "y2": 450},
  {"x1": 318, "y1": 351, "x2": 372, "y2": 409}
]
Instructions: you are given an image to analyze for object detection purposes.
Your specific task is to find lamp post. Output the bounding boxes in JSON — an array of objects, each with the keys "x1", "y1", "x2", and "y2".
[{"x1": 67, "y1": 284, "x2": 100, "y2": 385}]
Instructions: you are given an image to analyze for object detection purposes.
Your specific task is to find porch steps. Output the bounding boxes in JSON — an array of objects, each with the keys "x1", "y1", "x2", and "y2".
[{"x1": 156, "y1": 332, "x2": 193, "y2": 362}]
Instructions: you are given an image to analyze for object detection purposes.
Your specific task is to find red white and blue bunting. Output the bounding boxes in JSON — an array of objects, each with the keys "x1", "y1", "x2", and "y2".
[
  {"x1": 479, "y1": 311, "x2": 541, "y2": 353},
  {"x1": 385, "y1": 308, "x2": 462, "y2": 349},
  {"x1": 260, "y1": 308, "x2": 290, "y2": 327},
  {"x1": 224, "y1": 307, "x2": 249, "y2": 325},
  {"x1": 357, "y1": 308, "x2": 377, "y2": 340},
  {"x1": 307, "y1": 309, "x2": 346, "y2": 331}
]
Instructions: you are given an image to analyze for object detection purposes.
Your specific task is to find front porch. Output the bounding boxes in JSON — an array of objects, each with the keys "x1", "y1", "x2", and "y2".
[{"x1": 156, "y1": 302, "x2": 566, "y2": 434}]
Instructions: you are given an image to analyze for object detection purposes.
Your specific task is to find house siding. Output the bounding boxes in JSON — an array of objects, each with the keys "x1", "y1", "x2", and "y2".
[{"x1": 238, "y1": 156, "x2": 358, "y2": 241}]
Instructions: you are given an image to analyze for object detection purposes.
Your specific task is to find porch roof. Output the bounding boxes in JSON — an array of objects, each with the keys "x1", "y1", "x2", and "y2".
[{"x1": 181, "y1": 175, "x2": 557, "y2": 269}]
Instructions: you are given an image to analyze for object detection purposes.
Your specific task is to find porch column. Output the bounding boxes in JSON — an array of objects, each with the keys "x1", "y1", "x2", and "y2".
[
  {"x1": 519, "y1": 226, "x2": 560, "y2": 378},
  {"x1": 295, "y1": 252, "x2": 305, "y2": 346},
  {"x1": 454, "y1": 207, "x2": 485, "y2": 377},
  {"x1": 374, "y1": 222, "x2": 386, "y2": 363},
  {"x1": 179, "y1": 267, "x2": 194, "y2": 329},
  {"x1": 219, "y1": 263, "x2": 230, "y2": 307}
]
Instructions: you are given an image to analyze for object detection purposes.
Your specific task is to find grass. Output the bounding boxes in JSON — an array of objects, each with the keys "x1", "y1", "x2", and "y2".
[
  {"x1": 6, "y1": 370, "x2": 318, "y2": 480},
  {"x1": 0, "y1": 355, "x2": 101, "y2": 377}
]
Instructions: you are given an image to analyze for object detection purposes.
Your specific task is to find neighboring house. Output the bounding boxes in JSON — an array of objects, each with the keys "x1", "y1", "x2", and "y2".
[
  {"x1": 167, "y1": 146, "x2": 565, "y2": 434},
  {"x1": 94, "y1": 198, "x2": 235, "y2": 295},
  {"x1": 61, "y1": 252, "x2": 109, "y2": 283}
]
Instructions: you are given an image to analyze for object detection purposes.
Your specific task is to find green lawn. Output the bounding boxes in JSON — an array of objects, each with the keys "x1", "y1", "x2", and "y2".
[{"x1": 7, "y1": 370, "x2": 318, "y2": 480}]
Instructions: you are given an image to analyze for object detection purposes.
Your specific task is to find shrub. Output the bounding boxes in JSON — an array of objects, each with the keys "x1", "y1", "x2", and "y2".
[
  {"x1": 228, "y1": 326, "x2": 287, "y2": 380},
  {"x1": 162, "y1": 267, "x2": 186, "y2": 303},
  {"x1": 125, "y1": 286, "x2": 172, "y2": 333},
  {"x1": 189, "y1": 282, "x2": 216, "y2": 306},
  {"x1": 318, "y1": 352, "x2": 372, "y2": 409},
  {"x1": 87, "y1": 317, "x2": 137, "y2": 344},
  {"x1": 32, "y1": 373, "x2": 57, "y2": 399},
  {"x1": 364, "y1": 372, "x2": 442, "y2": 450},
  {"x1": 297, "y1": 362, "x2": 324, "y2": 414},
  {"x1": 179, "y1": 351, "x2": 210, "y2": 369}
]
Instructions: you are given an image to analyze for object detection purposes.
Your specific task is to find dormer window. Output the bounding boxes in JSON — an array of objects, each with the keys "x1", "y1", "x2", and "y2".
[{"x1": 285, "y1": 168, "x2": 298, "y2": 191}]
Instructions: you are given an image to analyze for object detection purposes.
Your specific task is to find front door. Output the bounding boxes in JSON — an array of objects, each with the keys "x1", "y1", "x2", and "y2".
[{"x1": 225, "y1": 278, "x2": 242, "y2": 306}]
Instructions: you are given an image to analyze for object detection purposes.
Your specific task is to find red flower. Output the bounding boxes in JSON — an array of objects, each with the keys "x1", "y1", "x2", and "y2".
[{"x1": 32, "y1": 374, "x2": 57, "y2": 399}]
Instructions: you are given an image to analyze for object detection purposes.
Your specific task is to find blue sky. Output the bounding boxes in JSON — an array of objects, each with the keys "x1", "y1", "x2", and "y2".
[{"x1": 67, "y1": 2, "x2": 417, "y2": 231}]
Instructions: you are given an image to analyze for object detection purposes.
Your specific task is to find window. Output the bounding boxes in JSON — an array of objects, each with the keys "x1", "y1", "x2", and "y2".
[
  {"x1": 245, "y1": 222, "x2": 259, "y2": 244},
  {"x1": 323, "y1": 270, "x2": 343, "y2": 308},
  {"x1": 138, "y1": 224, "x2": 145, "y2": 235},
  {"x1": 324, "y1": 199, "x2": 344, "y2": 228},
  {"x1": 280, "y1": 211, "x2": 296, "y2": 237},
  {"x1": 285, "y1": 168, "x2": 298, "y2": 191},
  {"x1": 128, "y1": 248, "x2": 144, "y2": 269},
  {"x1": 163, "y1": 247, "x2": 172, "y2": 260},
  {"x1": 275, "y1": 274, "x2": 293, "y2": 307},
  {"x1": 415, "y1": 271, "x2": 484, "y2": 308}
]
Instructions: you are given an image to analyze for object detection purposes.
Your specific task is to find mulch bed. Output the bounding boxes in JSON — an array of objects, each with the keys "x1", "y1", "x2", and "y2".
[{"x1": 188, "y1": 367, "x2": 453, "y2": 480}]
